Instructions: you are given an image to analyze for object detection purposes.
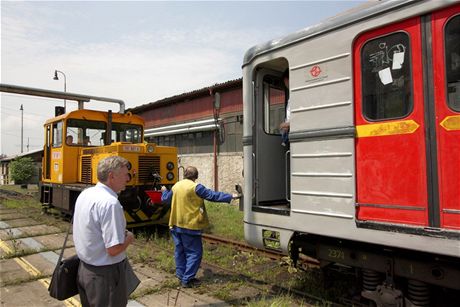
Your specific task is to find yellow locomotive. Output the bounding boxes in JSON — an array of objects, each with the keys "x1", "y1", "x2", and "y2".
[
  {"x1": 41, "y1": 108, "x2": 178, "y2": 227},
  {"x1": 0, "y1": 83, "x2": 177, "y2": 228}
]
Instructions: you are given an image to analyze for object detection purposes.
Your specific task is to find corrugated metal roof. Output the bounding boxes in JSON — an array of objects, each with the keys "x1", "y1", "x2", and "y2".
[
  {"x1": 0, "y1": 148, "x2": 43, "y2": 162},
  {"x1": 129, "y1": 78, "x2": 242, "y2": 114}
]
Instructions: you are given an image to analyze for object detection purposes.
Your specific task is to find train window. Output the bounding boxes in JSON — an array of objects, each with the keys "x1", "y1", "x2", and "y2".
[
  {"x1": 67, "y1": 119, "x2": 106, "y2": 146},
  {"x1": 112, "y1": 123, "x2": 142, "y2": 143},
  {"x1": 361, "y1": 32, "x2": 412, "y2": 120},
  {"x1": 263, "y1": 75, "x2": 286, "y2": 134},
  {"x1": 445, "y1": 14, "x2": 460, "y2": 111},
  {"x1": 52, "y1": 121, "x2": 63, "y2": 147}
]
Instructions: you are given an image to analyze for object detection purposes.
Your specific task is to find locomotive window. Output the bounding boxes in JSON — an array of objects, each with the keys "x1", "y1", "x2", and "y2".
[
  {"x1": 361, "y1": 32, "x2": 412, "y2": 120},
  {"x1": 67, "y1": 119, "x2": 106, "y2": 146},
  {"x1": 52, "y1": 121, "x2": 63, "y2": 147},
  {"x1": 112, "y1": 123, "x2": 142, "y2": 143},
  {"x1": 263, "y1": 75, "x2": 286, "y2": 135},
  {"x1": 445, "y1": 14, "x2": 460, "y2": 111}
]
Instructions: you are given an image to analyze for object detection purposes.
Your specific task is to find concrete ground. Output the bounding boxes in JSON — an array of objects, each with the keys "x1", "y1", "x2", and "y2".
[{"x1": 0, "y1": 204, "x2": 229, "y2": 307}]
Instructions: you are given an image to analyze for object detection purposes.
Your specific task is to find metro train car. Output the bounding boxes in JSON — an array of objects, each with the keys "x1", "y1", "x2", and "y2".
[{"x1": 242, "y1": 0, "x2": 459, "y2": 305}]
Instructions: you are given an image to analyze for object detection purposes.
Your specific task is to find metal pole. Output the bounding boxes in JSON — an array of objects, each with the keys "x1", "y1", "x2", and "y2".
[
  {"x1": 54, "y1": 70, "x2": 67, "y2": 111},
  {"x1": 63, "y1": 74, "x2": 67, "y2": 111},
  {"x1": 20, "y1": 104, "x2": 23, "y2": 153}
]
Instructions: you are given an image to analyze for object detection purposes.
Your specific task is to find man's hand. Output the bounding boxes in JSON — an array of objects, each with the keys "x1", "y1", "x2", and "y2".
[
  {"x1": 232, "y1": 193, "x2": 241, "y2": 199},
  {"x1": 161, "y1": 186, "x2": 167, "y2": 192},
  {"x1": 107, "y1": 230, "x2": 134, "y2": 256},
  {"x1": 125, "y1": 230, "x2": 134, "y2": 245},
  {"x1": 279, "y1": 122, "x2": 290, "y2": 129}
]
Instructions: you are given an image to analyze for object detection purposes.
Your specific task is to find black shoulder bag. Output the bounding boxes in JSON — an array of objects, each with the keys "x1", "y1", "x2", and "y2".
[{"x1": 48, "y1": 219, "x2": 80, "y2": 300}]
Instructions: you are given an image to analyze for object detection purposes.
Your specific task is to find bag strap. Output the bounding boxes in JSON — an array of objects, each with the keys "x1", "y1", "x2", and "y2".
[{"x1": 57, "y1": 217, "x2": 73, "y2": 264}]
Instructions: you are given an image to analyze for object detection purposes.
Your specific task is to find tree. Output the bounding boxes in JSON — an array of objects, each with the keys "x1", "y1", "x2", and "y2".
[{"x1": 10, "y1": 157, "x2": 35, "y2": 184}]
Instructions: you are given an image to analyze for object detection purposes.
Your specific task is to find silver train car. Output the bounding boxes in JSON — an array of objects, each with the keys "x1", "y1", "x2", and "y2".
[{"x1": 242, "y1": 1, "x2": 460, "y2": 305}]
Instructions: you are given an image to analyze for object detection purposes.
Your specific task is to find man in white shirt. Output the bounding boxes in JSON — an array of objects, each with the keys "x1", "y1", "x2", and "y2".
[{"x1": 73, "y1": 156, "x2": 134, "y2": 307}]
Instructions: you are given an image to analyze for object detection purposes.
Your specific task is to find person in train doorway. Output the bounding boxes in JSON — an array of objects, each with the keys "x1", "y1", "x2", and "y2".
[
  {"x1": 161, "y1": 166, "x2": 239, "y2": 288},
  {"x1": 279, "y1": 68, "x2": 290, "y2": 146},
  {"x1": 73, "y1": 156, "x2": 139, "y2": 307}
]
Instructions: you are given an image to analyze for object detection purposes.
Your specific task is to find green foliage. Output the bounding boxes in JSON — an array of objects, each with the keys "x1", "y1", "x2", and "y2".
[
  {"x1": 205, "y1": 201, "x2": 244, "y2": 241},
  {"x1": 9, "y1": 157, "x2": 35, "y2": 184}
]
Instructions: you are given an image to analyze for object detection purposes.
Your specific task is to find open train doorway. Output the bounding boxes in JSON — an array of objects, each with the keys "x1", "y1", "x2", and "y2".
[{"x1": 253, "y1": 59, "x2": 290, "y2": 215}]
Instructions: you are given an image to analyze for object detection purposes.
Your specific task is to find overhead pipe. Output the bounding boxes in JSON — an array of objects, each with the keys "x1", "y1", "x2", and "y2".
[
  {"x1": 144, "y1": 118, "x2": 219, "y2": 136},
  {"x1": 144, "y1": 123, "x2": 219, "y2": 137},
  {"x1": 0, "y1": 83, "x2": 125, "y2": 113}
]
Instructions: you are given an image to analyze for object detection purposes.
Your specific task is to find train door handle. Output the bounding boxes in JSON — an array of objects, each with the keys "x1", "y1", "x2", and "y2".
[{"x1": 285, "y1": 150, "x2": 291, "y2": 202}]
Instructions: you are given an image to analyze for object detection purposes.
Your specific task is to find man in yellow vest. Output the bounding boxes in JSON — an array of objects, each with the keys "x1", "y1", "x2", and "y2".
[{"x1": 161, "y1": 166, "x2": 239, "y2": 288}]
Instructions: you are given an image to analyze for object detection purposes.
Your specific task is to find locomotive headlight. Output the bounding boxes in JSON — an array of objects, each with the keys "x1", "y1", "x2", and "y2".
[
  {"x1": 126, "y1": 162, "x2": 132, "y2": 170},
  {"x1": 147, "y1": 145, "x2": 154, "y2": 153},
  {"x1": 166, "y1": 162, "x2": 174, "y2": 170},
  {"x1": 166, "y1": 172, "x2": 174, "y2": 181}
]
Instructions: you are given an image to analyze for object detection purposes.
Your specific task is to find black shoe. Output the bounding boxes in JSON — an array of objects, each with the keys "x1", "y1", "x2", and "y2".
[{"x1": 181, "y1": 278, "x2": 201, "y2": 288}]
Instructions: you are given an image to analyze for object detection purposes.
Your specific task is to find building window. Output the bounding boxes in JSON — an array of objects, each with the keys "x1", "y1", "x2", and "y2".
[
  {"x1": 445, "y1": 14, "x2": 460, "y2": 111},
  {"x1": 361, "y1": 32, "x2": 412, "y2": 120}
]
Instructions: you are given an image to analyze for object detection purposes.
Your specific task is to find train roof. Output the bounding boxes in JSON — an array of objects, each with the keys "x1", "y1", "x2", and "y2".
[{"x1": 243, "y1": 0, "x2": 426, "y2": 67}]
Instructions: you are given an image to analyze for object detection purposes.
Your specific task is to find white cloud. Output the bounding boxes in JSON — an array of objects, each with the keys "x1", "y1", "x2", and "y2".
[{"x1": 1, "y1": 1, "x2": 363, "y2": 155}]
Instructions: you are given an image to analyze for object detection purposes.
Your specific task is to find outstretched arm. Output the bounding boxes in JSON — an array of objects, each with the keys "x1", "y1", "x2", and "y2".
[{"x1": 195, "y1": 184, "x2": 234, "y2": 203}]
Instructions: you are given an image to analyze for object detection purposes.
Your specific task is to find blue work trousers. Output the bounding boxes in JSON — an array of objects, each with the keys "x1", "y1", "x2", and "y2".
[{"x1": 170, "y1": 227, "x2": 203, "y2": 284}]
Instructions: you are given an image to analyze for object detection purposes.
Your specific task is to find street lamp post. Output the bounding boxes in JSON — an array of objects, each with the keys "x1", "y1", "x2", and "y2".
[
  {"x1": 53, "y1": 70, "x2": 67, "y2": 111},
  {"x1": 20, "y1": 104, "x2": 24, "y2": 153}
]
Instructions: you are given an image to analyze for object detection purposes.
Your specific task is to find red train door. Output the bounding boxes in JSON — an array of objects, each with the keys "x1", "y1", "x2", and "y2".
[
  {"x1": 432, "y1": 6, "x2": 460, "y2": 230},
  {"x1": 354, "y1": 5, "x2": 460, "y2": 230}
]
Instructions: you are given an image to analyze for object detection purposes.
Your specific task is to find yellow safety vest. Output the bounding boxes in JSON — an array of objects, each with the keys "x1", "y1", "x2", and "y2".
[{"x1": 169, "y1": 179, "x2": 209, "y2": 230}]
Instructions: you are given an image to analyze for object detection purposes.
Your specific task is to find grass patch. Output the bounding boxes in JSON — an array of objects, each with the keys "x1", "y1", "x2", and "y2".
[
  {"x1": 1, "y1": 245, "x2": 58, "y2": 260},
  {"x1": 245, "y1": 294, "x2": 311, "y2": 307},
  {"x1": 1, "y1": 274, "x2": 49, "y2": 287},
  {"x1": 212, "y1": 281, "x2": 245, "y2": 301},
  {"x1": 1, "y1": 198, "x2": 41, "y2": 210},
  {"x1": 0, "y1": 185, "x2": 37, "y2": 194},
  {"x1": 205, "y1": 201, "x2": 244, "y2": 241}
]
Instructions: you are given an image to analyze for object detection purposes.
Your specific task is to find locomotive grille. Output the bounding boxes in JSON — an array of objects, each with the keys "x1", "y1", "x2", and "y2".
[
  {"x1": 138, "y1": 156, "x2": 160, "y2": 181},
  {"x1": 81, "y1": 156, "x2": 92, "y2": 184}
]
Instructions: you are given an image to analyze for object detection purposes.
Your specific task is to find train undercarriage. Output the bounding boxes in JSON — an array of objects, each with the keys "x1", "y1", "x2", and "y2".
[{"x1": 289, "y1": 233, "x2": 460, "y2": 306}]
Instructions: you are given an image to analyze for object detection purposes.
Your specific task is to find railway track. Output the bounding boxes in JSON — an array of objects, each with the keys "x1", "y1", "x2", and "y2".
[
  {"x1": 202, "y1": 233, "x2": 320, "y2": 266},
  {"x1": 0, "y1": 189, "x2": 351, "y2": 306}
]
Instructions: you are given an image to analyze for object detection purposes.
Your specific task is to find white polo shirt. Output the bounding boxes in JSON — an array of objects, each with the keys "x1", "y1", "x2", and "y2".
[{"x1": 73, "y1": 182, "x2": 126, "y2": 266}]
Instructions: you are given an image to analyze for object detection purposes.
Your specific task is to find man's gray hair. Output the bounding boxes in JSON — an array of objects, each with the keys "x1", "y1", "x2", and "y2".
[
  {"x1": 184, "y1": 166, "x2": 198, "y2": 180},
  {"x1": 97, "y1": 156, "x2": 129, "y2": 182}
]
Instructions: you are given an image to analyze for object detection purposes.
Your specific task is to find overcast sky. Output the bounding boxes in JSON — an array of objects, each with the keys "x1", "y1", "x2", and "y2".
[{"x1": 1, "y1": 0, "x2": 364, "y2": 156}]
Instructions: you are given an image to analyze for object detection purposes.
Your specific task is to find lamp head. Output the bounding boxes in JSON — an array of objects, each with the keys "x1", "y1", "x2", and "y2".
[{"x1": 53, "y1": 70, "x2": 59, "y2": 80}]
